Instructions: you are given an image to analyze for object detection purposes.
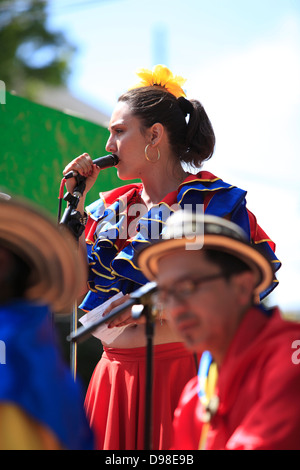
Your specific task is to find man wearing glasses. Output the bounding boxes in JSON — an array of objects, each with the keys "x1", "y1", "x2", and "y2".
[{"x1": 138, "y1": 211, "x2": 300, "y2": 450}]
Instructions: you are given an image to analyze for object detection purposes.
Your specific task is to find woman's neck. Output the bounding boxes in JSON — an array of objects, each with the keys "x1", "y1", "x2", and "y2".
[{"x1": 140, "y1": 163, "x2": 189, "y2": 210}]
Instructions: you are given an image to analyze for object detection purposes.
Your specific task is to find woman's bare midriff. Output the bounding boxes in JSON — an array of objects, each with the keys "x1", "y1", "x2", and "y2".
[{"x1": 101, "y1": 320, "x2": 183, "y2": 349}]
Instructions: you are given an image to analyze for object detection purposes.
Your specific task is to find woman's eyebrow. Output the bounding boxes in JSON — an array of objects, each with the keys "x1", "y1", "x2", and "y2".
[{"x1": 108, "y1": 119, "x2": 125, "y2": 131}]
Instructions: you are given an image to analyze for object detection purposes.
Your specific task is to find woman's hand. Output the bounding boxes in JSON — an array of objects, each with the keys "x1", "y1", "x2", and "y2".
[
  {"x1": 103, "y1": 294, "x2": 146, "y2": 328},
  {"x1": 63, "y1": 153, "x2": 101, "y2": 196}
]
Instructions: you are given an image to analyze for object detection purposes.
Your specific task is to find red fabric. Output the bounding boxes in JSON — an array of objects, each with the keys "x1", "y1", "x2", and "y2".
[
  {"x1": 98, "y1": 173, "x2": 220, "y2": 209},
  {"x1": 85, "y1": 343, "x2": 199, "y2": 450},
  {"x1": 247, "y1": 208, "x2": 276, "y2": 251},
  {"x1": 171, "y1": 307, "x2": 300, "y2": 450},
  {"x1": 100, "y1": 183, "x2": 142, "y2": 208}
]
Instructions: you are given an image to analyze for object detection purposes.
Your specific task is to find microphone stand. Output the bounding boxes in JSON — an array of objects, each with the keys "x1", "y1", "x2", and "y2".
[
  {"x1": 59, "y1": 175, "x2": 87, "y2": 380},
  {"x1": 132, "y1": 303, "x2": 155, "y2": 451},
  {"x1": 59, "y1": 175, "x2": 86, "y2": 226},
  {"x1": 67, "y1": 282, "x2": 157, "y2": 450}
]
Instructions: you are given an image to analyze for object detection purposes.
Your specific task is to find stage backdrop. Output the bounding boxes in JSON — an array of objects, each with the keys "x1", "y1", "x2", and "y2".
[
  {"x1": 0, "y1": 92, "x2": 138, "y2": 387},
  {"x1": 0, "y1": 91, "x2": 130, "y2": 216}
]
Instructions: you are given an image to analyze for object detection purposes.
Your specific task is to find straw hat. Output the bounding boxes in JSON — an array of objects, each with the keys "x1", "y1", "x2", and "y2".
[
  {"x1": 0, "y1": 196, "x2": 87, "y2": 313},
  {"x1": 138, "y1": 211, "x2": 274, "y2": 298}
]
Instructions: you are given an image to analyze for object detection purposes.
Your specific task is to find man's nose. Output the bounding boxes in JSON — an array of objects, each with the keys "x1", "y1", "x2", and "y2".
[{"x1": 163, "y1": 294, "x2": 189, "y2": 320}]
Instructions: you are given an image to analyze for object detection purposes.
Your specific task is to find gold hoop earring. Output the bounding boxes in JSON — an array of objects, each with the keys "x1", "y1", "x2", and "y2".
[{"x1": 145, "y1": 144, "x2": 160, "y2": 163}]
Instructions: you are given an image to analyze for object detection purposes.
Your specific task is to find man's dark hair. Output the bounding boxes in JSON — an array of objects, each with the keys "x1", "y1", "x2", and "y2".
[{"x1": 204, "y1": 249, "x2": 252, "y2": 278}]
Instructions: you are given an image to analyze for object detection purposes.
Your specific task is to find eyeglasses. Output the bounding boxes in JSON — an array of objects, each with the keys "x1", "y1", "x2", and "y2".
[{"x1": 155, "y1": 273, "x2": 226, "y2": 306}]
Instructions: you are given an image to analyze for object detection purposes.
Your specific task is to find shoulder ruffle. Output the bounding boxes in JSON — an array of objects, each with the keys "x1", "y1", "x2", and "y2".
[{"x1": 80, "y1": 173, "x2": 280, "y2": 311}]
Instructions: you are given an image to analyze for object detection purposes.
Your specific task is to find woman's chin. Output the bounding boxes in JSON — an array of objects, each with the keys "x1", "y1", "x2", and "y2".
[{"x1": 117, "y1": 169, "x2": 140, "y2": 181}]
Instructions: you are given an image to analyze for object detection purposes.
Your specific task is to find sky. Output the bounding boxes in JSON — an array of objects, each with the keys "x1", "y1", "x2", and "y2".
[{"x1": 45, "y1": 0, "x2": 300, "y2": 313}]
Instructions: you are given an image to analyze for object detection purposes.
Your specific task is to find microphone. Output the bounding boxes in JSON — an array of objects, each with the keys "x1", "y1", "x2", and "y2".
[{"x1": 64, "y1": 154, "x2": 119, "y2": 179}]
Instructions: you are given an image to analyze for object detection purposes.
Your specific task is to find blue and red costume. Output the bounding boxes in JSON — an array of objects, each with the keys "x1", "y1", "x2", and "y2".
[{"x1": 82, "y1": 172, "x2": 279, "y2": 312}]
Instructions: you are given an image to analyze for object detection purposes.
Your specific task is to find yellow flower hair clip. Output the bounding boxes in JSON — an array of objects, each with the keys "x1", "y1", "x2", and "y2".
[{"x1": 130, "y1": 64, "x2": 187, "y2": 98}]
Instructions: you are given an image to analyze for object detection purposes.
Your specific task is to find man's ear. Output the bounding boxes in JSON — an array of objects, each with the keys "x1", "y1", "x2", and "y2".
[{"x1": 233, "y1": 271, "x2": 257, "y2": 307}]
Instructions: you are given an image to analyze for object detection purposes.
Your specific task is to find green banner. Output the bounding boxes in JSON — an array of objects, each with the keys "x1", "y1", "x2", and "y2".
[{"x1": 0, "y1": 92, "x2": 128, "y2": 217}]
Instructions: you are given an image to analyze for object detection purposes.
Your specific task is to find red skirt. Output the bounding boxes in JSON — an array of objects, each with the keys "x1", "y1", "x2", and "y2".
[{"x1": 85, "y1": 343, "x2": 199, "y2": 450}]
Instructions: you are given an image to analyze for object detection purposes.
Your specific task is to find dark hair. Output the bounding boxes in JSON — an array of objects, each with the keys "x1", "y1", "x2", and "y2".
[
  {"x1": 118, "y1": 86, "x2": 215, "y2": 168},
  {"x1": 204, "y1": 249, "x2": 252, "y2": 278}
]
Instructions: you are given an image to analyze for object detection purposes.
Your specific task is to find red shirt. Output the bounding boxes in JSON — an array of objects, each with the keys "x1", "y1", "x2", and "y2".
[{"x1": 171, "y1": 307, "x2": 300, "y2": 450}]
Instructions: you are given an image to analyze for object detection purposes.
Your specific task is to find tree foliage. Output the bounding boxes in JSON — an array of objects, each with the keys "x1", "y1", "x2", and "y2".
[{"x1": 0, "y1": 0, "x2": 76, "y2": 97}]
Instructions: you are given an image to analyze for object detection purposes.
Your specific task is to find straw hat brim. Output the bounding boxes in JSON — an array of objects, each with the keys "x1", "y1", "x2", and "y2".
[
  {"x1": 138, "y1": 219, "x2": 274, "y2": 298},
  {"x1": 0, "y1": 197, "x2": 87, "y2": 313}
]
